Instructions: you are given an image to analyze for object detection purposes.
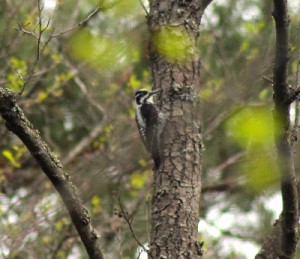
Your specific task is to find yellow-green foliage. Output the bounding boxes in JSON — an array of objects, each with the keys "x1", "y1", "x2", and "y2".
[
  {"x1": 99, "y1": 0, "x2": 141, "y2": 18},
  {"x1": 67, "y1": 29, "x2": 133, "y2": 71},
  {"x1": 130, "y1": 169, "x2": 151, "y2": 197},
  {"x1": 6, "y1": 57, "x2": 27, "y2": 90},
  {"x1": 226, "y1": 106, "x2": 280, "y2": 190},
  {"x1": 2, "y1": 145, "x2": 27, "y2": 168},
  {"x1": 226, "y1": 106, "x2": 277, "y2": 148}
]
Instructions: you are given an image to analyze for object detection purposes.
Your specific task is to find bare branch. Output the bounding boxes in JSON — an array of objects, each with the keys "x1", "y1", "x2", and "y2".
[
  {"x1": 37, "y1": 0, "x2": 43, "y2": 61},
  {"x1": 117, "y1": 196, "x2": 151, "y2": 257},
  {"x1": 14, "y1": 23, "x2": 41, "y2": 41},
  {"x1": 262, "y1": 75, "x2": 273, "y2": 84},
  {"x1": 202, "y1": 153, "x2": 245, "y2": 193},
  {"x1": 138, "y1": 0, "x2": 149, "y2": 16},
  {"x1": 255, "y1": 217, "x2": 283, "y2": 259},
  {"x1": 63, "y1": 122, "x2": 105, "y2": 166},
  {"x1": 207, "y1": 152, "x2": 245, "y2": 175},
  {"x1": 256, "y1": 1, "x2": 299, "y2": 257},
  {"x1": 292, "y1": 23, "x2": 300, "y2": 142},
  {"x1": 16, "y1": 0, "x2": 51, "y2": 95},
  {"x1": 61, "y1": 57, "x2": 106, "y2": 165},
  {"x1": 0, "y1": 88, "x2": 104, "y2": 259},
  {"x1": 14, "y1": 4, "x2": 100, "y2": 96},
  {"x1": 51, "y1": 6, "x2": 100, "y2": 38}
]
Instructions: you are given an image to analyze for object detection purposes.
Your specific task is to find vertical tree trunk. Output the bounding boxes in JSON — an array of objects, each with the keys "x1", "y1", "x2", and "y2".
[{"x1": 147, "y1": 1, "x2": 211, "y2": 257}]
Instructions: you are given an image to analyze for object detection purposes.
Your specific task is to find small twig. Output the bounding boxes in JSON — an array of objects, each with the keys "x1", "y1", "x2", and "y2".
[
  {"x1": 62, "y1": 122, "x2": 106, "y2": 165},
  {"x1": 292, "y1": 23, "x2": 300, "y2": 143},
  {"x1": 18, "y1": 0, "x2": 51, "y2": 96},
  {"x1": 206, "y1": 152, "x2": 245, "y2": 175},
  {"x1": 51, "y1": 6, "x2": 100, "y2": 38},
  {"x1": 138, "y1": 0, "x2": 149, "y2": 16},
  {"x1": 202, "y1": 177, "x2": 243, "y2": 193},
  {"x1": 288, "y1": 88, "x2": 300, "y2": 104},
  {"x1": 137, "y1": 248, "x2": 144, "y2": 259},
  {"x1": 262, "y1": 75, "x2": 273, "y2": 84},
  {"x1": 14, "y1": 23, "x2": 41, "y2": 41},
  {"x1": 37, "y1": 0, "x2": 43, "y2": 61},
  {"x1": 16, "y1": 4, "x2": 100, "y2": 96},
  {"x1": 117, "y1": 196, "x2": 151, "y2": 257},
  {"x1": 61, "y1": 57, "x2": 106, "y2": 165}
]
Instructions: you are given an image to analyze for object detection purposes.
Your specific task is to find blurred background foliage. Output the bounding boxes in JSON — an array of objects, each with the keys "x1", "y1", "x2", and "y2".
[{"x1": 0, "y1": 0, "x2": 299, "y2": 258}]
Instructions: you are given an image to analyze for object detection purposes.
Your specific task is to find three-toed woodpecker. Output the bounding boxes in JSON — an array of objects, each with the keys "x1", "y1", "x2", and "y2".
[{"x1": 134, "y1": 89, "x2": 163, "y2": 169}]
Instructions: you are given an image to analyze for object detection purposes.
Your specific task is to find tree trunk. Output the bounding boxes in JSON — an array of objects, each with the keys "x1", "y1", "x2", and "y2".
[{"x1": 147, "y1": 1, "x2": 210, "y2": 257}]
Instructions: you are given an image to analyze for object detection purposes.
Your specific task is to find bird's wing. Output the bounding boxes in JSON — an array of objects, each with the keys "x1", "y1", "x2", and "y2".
[
  {"x1": 139, "y1": 103, "x2": 158, "y2": 151},
  {"x1": 140, "y1": 104, "x2": 161, "y2": 168}
]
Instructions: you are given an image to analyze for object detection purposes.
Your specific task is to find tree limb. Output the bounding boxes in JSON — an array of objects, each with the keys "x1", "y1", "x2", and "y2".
[
  {"x1": 256, "y1": 217, "x2": 283, "y2": 259},
  {"x1": 256, "y1": 1, "x2": 299, "y2": 258},
  {"x1": 0, "y1": 88, "x2": 104, "y2": 259}
]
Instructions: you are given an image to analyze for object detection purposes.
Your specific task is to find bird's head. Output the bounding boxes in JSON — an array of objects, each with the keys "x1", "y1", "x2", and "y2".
[{"x1": 134, "y1": 89, "x2": 161, "y2": 106}]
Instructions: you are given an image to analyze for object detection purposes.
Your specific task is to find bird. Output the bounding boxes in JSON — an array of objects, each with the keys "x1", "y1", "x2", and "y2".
[{"x1": 134, "y1": 89, "x2": 163, "y2": 169}]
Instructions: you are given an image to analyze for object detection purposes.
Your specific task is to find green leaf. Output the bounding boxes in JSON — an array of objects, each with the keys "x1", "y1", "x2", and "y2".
[
  {"x1": 55, "y1": 220, "x2": 64, "y2": 231},
  {"x1": 38, "y1": 92, "x2": 48, "y2": 102},
  {"x1": 130, "y1": 171, "x2": 149, "y2": 189},
  {"x1": 91, "y1": 195, "x2": 101, "y2": 208},
  {"x1": 138, "y1": 159, "x2": 148, "y2": 168},
  {"x1": 67, "y1": 29, "x2": 134, "y2": 72},
  {"x1": 225, "y1": 106, "x2": 277, "y2": 148},
  {"x1": 242, "y1": 148, "x2": 280, "y2": 191},
  {"x1": 129, "y1": 74, "x2": 141, "y2": 89},
  {"x1": 2, "y1": 150, "x2": 21, "y2": 168}
]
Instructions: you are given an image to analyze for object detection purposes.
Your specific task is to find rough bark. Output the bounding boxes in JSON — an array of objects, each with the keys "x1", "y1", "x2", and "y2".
[
  {"x1": 0, "y1": 88, "x2": 104, "y2": 259},
  {"x1": 147, "y1": 1, "x2": 209, "y2": 258},
  {"x1": 256, "y1": 1, "x2": 299, "y2": 258}
]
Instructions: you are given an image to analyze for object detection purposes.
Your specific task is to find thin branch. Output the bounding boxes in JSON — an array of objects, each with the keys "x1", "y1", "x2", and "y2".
[
  {"x1": 207, "y1": 152, "x2": 245, "y2": 175},
  {"x1": 256, "y1": 1, "x2": 299, "y2": 258},
  {"x1": 15, "y1": 4, "x2": 100, "y2": 96},
  {"x1": 51, "y1": 234, "x2": 72, "y2": 259},
  {"x1": 138, "y1": 0, "x2": 149, "y2": 16},
  {"x1": 292, "y1": 23, "x2": 300, "y2": 142},
  {"x1": 117, "y1": 196, "x2": 151, "y2": 257},
  {"x1": 62, "y1": 122, "x2": 105, "y2": 165},
  {"x1": 64, "y1": 57, "x2": 106, "y2": 115},
  {"x1": 14, "y1": 23, "x2": 41, "y2": 41},
  {"x1": 202, "y1": 177, "x2": 243, "y2": 193},
  {"x1": 0, "y1": 88, "x2": 104, "y2": 259},
  {"x1": 51, "y1": 6, "x2": 100, "y2": 38},
  {"x1": 37, "y1": 0, "x2": 43, "y2": 61},
  {"x1": 16, "y1": 1, "x2": 51, "y2": 96},
  {"x1": 262, "y1": 75, "x2": 273, "y2": 84},
  {"x1": 62, "y1": 57, "x2": 106, "y2": 165}
]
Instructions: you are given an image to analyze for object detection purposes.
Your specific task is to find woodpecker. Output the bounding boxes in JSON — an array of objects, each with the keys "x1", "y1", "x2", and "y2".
[{"x1": 134, "y1": 89, "x2": 163, "y2": 169}]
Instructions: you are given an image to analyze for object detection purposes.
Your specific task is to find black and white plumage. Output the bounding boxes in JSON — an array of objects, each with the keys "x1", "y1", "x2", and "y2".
[{"x1": 134, "y1": 89, "x2": 162, "y2": 168}]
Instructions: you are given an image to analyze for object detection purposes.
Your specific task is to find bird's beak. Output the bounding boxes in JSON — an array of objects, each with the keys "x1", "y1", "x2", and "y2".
[{"x1": 149, "y1": 89, "x2": 161, "y2": 96}]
